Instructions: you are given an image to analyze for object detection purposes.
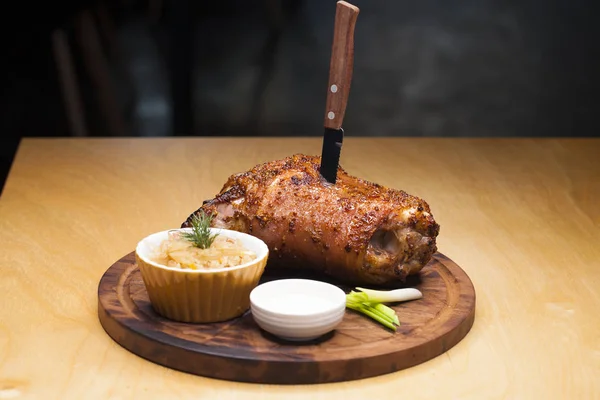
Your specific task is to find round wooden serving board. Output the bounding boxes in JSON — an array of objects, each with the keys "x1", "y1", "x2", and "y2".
[{"x1": 98, "y1": 252, "x2": 475, "y2": 384}]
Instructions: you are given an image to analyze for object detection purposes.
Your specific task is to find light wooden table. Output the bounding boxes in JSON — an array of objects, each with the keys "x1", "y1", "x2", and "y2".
[{"x1": 1, "y1": 137, "x2": 598, "y2": 399}]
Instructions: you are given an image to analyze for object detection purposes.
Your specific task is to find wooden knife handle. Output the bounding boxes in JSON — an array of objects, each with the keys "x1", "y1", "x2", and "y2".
[{"x1": 324, "y1": 1, "x2": 359, "y2": 130}]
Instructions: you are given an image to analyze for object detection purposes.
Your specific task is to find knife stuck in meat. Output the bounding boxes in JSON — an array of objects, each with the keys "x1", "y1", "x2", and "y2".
[
  {"x1": 182, "y1": 0, "x2": 440, "y2": 287},
  {"x1": 319, "y1": 1, "x2": 360, "y2": 184}
]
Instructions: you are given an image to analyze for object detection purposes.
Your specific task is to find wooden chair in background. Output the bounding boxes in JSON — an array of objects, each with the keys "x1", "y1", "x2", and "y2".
[{"x1": 52, "y1": 1, "x2": 132, "y2": 137}]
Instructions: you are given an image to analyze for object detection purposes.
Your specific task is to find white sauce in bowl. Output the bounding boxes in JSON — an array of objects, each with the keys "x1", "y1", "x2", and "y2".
[{"x1": 260, "y1": 293, "x2": 336, "y2": 314}]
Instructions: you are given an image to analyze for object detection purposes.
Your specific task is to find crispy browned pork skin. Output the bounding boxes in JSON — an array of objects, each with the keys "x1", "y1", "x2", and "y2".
[{"x1": 182, "y1": 154, "x2": 440, "y2": 286}]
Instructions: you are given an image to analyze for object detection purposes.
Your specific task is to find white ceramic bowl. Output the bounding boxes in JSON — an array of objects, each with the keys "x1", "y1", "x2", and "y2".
[{"x1": 249, "y1": 279, "x2": 346, "y2": 341}]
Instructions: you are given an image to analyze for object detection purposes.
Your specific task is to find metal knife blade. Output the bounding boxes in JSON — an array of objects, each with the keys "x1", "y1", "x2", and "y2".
[
  {"x1": 319, "y1": 1, "x2": 359, "y2": 184},
  {"x1": 320, "y1": 127, "x2": 344, "y2": 183}
]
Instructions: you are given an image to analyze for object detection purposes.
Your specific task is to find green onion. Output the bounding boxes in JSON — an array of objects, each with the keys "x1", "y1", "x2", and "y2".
[
  {"x1": 373, "y1": 303, "x2": 400, "y2": 325},
  {"x1": 345, "y1": 287, "x2": 423, "y2": 331},
  {"x1": 355, "y1": 287, "x2": 423, "y2": 303},
  {"x1": 346, "y1": 301, "x2": 397, "y2": 331}
]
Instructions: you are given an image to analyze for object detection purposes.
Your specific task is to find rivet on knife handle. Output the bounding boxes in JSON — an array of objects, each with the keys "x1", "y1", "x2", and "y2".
[{"x1": 324, "y1": 1, "x2": 359, "y2": 130}]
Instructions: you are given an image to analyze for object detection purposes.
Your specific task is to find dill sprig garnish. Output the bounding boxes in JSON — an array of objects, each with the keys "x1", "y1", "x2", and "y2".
[{"x1": 180, "y1": 212, "x2": 219, "y2": 249}]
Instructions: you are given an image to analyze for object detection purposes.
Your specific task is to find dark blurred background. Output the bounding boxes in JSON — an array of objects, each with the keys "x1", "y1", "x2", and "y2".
[{"x1": 1, "y1": 0, "x2": 599, "y2": 191}]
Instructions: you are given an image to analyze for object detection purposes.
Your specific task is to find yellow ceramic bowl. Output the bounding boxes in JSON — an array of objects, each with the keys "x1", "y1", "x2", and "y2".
[{"x1": 135, "y1": 228, "x2": 269, "y2": 323}]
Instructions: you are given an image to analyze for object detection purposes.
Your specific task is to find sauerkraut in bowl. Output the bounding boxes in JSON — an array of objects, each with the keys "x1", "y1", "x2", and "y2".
[{"x1": 152, "y1": 230, "x2": 257, "y2": 270}]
